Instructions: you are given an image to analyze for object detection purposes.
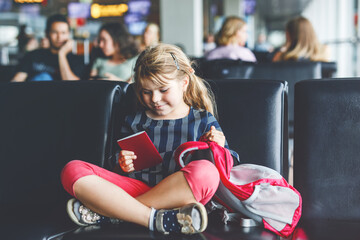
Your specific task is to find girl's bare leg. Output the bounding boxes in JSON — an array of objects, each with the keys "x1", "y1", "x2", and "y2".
[
  {"x1": 136, "y1": 171, "x2": 196, "y2": 209},
  {"x1": 73, "y1": 171, "x2": 195, "y2": 227},
  {"x1": 73, "y1": 175, "x2": 150, "y2": 227}
]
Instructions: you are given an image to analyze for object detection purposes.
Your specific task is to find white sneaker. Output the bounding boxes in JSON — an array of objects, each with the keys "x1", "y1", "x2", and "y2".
[{"x1": 155, "y1": 202, "x2": 208, "y2": 234}]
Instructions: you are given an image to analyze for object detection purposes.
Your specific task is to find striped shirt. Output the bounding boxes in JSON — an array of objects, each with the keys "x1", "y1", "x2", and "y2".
[{"x1": 120, "y1": 107, "x2": 239, "y2": 186}]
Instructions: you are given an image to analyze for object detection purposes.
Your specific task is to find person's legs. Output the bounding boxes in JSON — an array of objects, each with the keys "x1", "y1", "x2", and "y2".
[
  {"x1": 61, "y1": 160, "x2": 151, "y2": 198},
  {"x1": 73, "y1": 175, "x2": 151, "y2": 227},
  {"x1": 135, "y1": 171, "x2": 196, "y2": 209},
  {"x1": 136, "y1": 160, "x2": 220, "y2": 207},
  {"x1": 72, "y1": 174, "x2": 209, "y2": 234},
  {"x1": 61, "y1": 159, "x2": 219, "y2": 233},
  {"x1": 61, "y1": 160, "x2": 152, "y2": 227},
  {"x1": 181, "y1": 160, "x2": 220, "y2": 204},
  {"x1": 135, "y1": 160, "x2": 219, "y2": 234}
]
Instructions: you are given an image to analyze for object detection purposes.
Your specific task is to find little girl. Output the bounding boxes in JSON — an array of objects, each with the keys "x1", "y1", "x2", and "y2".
[{"x1": 61, "y1": 43, "x2": 239, "y2": 235}]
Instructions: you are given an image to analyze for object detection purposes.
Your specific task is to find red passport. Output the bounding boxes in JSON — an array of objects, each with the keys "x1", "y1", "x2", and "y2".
[{"x1": 117, "y1": 131, "x2": 163, "y2": 171}]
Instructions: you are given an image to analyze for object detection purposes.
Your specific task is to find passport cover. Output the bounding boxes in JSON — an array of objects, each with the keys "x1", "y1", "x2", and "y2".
[{"x1": 117, "y1": 131, "x2": 163, "y2": 171}]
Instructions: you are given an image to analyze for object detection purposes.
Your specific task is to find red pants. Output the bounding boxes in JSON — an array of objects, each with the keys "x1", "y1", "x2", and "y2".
[{"x1": 61, "y1": 159, "x2": 220, "y2": 205}]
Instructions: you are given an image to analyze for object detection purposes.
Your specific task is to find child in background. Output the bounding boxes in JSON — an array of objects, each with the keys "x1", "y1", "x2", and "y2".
[{"x1": 61, "y1": 43, "x2": 239, "y2": 235}]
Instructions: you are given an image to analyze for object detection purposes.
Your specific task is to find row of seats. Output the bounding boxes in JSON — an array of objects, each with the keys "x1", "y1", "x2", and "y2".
[
  {"x1": 196, "y1": 59, "x2": 337, "y2": 137},
  {"x1": 1, "y1": 59, "x2": 337, "y2": 140},
  {"x1": 0, "y1": 80, "x2": 285, "y2": 239},
  {"x1": 195, "y1": 58, "x2": 337, "y2": 80},
  {"x1": 0, "y1": 79, "x2": 358, "y2": 239}
]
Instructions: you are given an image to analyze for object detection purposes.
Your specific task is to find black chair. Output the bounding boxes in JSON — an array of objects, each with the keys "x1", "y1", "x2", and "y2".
[
  {"x1": 0, "y1": 64, "x2": 16, "y2": 82},
  {"x1": 208, "y1": 79, "x2": 289, "y2": 179},
  {"x1": 198, "y1": 59, "x2": 255, "y2": 80},
  {"x1": 321, "y1": 61, "x2": 337, "y2": 78},
  {"x1": 251, "y1": 61, "x2": 322, "y2": 138},
  {"x1": 0, "y1": 80, "x2": 288, "y2": 240},
  {"x1": 109, "y1": 80, "x2": 289, "y2": 178},
  {"x1": 294, "y1": 79, "x2": 360, "y2": 239},
  {"x1": 253, "y1": 50, "x2": 273, "y2": 63},
  {"x1": 53, "y1": 79, "x2": 289, "y2": 240},
  {"x1": 0, "y1": 81, "x2": 124, "y2": 239}
]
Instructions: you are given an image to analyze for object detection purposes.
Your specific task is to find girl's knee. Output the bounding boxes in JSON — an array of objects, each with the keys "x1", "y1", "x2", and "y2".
[
  {"x1": 62, "y1": 159, "x2": 85, "y2": 170},
  {"x1": 61, "y1": 160, "x2": 94, "y2": 196},
  {"x1": 182, "y1": 160, "x2": 220, "y2": 204},
  {"x1": 188, "y1": 160, "x2": 219, "y2": 185},
  {"x1": 61, "y1": 160, "x2": 87, "y2": 181}
]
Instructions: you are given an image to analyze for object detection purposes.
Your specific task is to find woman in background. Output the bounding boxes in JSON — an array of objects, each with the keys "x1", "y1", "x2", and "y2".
[
  {"x1": 205, "y1": 16, "x2": 256, "y2": 62},
  {"x1": 272, "y1": 16, "x2": 330, "y2": 62},
  {"x1": 90, "y1": 22, "x2": 139, "y2": 82},
  {"x1": 139, "y1": 23, "x2": 160, "y2": 52}
]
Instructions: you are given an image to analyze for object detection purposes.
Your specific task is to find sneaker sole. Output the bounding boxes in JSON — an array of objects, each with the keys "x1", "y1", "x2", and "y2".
[
  {"x1": 66, "y1": 198, "x2": 88, "y2": 227},
  {"x1": 177, "y1": 202, "x2": 208, "y2": 234}
]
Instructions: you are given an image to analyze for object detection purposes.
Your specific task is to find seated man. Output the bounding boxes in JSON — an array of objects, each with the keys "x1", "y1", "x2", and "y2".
[{"x1": 12, "y1": 14, "x2": 85, "y2": 82}]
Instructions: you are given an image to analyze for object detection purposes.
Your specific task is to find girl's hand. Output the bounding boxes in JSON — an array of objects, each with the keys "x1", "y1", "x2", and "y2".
[
  {"x1": 204, "y1": 126, "x2": 226, "y2": 147},
  {"x1": 118, "y1": 150, "x2": 136, "y2": 172}
]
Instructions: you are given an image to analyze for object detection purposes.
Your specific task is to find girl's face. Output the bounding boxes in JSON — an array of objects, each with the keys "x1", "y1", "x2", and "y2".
[
  {"x1": 235, "y1": 25, "x2": 248, "y2": 46},
  {"x1": 98, "y1": 30, "x2": 117, "y2": 57},
  {"x1": 141, "y1": 74, "x2": 189, "y2": 120}
]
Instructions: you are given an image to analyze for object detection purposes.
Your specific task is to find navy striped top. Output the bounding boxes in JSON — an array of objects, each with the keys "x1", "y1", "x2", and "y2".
[{"x1": 120, "y1": 107, "x2": 239, "y2": 186}]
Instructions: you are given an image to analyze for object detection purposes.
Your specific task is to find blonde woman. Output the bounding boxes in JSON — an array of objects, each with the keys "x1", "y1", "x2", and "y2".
[
  {"x1": 272, "y1": 16, "x2": 330, "y2": 62},
  {"x1": 205, "y1": 16, "x2": 256, "y2": 62}
]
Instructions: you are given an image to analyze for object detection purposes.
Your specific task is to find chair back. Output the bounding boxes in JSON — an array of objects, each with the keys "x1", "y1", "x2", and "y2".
[
  {"x1": 251, "y1": 61, "x2": 322, "y2": 137},
  {"x1": 320, "y1": 61, "x2": 337, "y2": 78},
  {"x1": 294, "y1": 79, "x2": 360, "y2": 220},
  {"x1": 199, "y1": 59, "x2": 255, "y2": 79},
  {"x1": 0, "y1": 81, "x2": 123, "y2": 208},
  {"x1": 208, "y1": 79, "x2": 288, "y2": 178},
  {"x1": 0, "y1": 65, "x2": 16, "y2": 82}
]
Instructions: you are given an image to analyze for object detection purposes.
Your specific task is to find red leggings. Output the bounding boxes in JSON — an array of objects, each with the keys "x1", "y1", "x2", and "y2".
[{"x1": 61, "y1": 159, "x2": 220, "y2": 205}]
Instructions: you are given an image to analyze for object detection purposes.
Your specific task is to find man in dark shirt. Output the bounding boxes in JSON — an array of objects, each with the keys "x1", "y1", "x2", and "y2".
[{"x1": 12, "y1": 14, "x2": 85, "y2": 82}]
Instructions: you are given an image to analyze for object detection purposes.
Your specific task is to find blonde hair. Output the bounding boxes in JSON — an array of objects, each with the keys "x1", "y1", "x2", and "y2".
[
  {"x1": 281, "y1": 16, "x2": 329, "y2": 62},
  {"x1": 133, "y1": 43, "x2": 217, "y2": 117},
  {"x1": 217, "y1": 16, "x2": 246, "y2": 46}
]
